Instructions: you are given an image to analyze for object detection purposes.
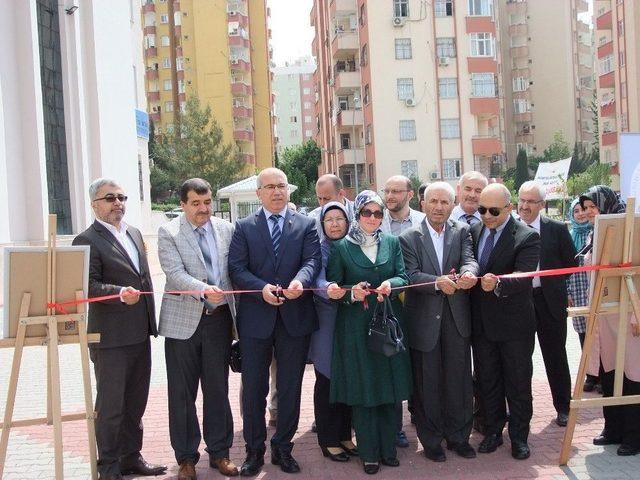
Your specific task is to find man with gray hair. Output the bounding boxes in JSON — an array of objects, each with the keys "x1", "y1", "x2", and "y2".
[
  {"x1": 517, "y1": 181, "x2": 577, "y2": 427},
  {"x1": 309, "y1": 174, "x2": 355, "y2": 236},
  {"x1": 450, "y1": 171, "x2": 488, "y2": 226},
  {"x1": 72, "y1": 178, "x2": 166, "y2": 480},
  {"x1": 400, "y1": 182, "x2": 479, "y2": 462}
]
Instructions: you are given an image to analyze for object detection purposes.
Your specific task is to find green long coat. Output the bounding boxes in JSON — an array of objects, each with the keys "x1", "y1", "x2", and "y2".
[{"x1": 327, "y1": 233, "x2": 412, "y2": 407}]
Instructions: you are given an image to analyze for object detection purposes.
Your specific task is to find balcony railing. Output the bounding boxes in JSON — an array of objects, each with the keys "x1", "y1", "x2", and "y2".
[
  {"x1": 337, "y1": 109, "x2": 363, "y2": 127},
  {"x1": 337, "y1": 148, "x2": 365, "y2": 166},
  {"x1": 234, "y1": 129, "x2": 254, "y2": 142},
  {"x1": 472, "y1": 136, "x2": 502, "y2": 156},
  {"x1": 331, "y1": 31, "x2": 359, "y2": 55},
  {"x1": 596, "y1": 10, "x2": 612, "y2": 30},
  {"x1": 602, "y1": 131, "x2": 617, "y2": 146},
  {"x1": 147, "y1": 91, "x2": 160, "y2": 102}
]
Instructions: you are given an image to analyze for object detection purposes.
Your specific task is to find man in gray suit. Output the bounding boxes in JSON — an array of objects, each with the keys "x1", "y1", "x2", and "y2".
[
  {"x1": 399, "y1": 182, "x2": 479, "y2": 463},
  {"x1": 158, "y1": 178, "x2": 238, "y2": 479}
]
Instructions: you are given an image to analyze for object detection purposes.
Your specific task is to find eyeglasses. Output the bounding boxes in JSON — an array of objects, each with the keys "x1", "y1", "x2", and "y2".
[
  {"x1": 260, "y1": 183, "x2": 288, "y2": 192},
  {"x1": 478, "y1": 204, "x2": 509, "y2": 217},
  {"x1": 360, "y1": 209, "x2": 384, "y2": 219},
  {"x1": 323, "y1": 217, "x2": 347, "y2": 225},
  {"x1": 381, "y1": 189, "x2": 410, "y2": 196},
  {"x1": 519, "y1": 199, "x2": 543, "y2": 206},
  {"x1": 93, "y1": 194, "x2": 128, "y2": 203}
]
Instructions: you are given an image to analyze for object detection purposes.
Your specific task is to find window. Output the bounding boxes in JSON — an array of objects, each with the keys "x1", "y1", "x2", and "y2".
[
  {"x1": 178, "y1": 80, "x2": 185, "y2": 93},
  {"x1": 305, "y1": 129, "x2": 313, "y2": 137},
  {"x1": 397, "y1": 78, "x2": 414, "y2": 100},
  {"x1": 303, "y1": 101, "x2": 312, "y2": 109},
  {"x1": 145, "y1": 34, "x2": 156, "y2": 48},
  {"x1": 161, "y1": 35, "x2": 170, "y2": 47},
  {"x1": 470, "y1": 33, "x2": 493, "y2": 57},
  {"x1": 303, "y1": 87, "x2": 311, "y2": 94},
  {"x1": 468, "y1": 0, "x2": 494, "y2": 16},
  {"x1": 338, "y1": 96, "x2": 349, "y2": 110},
  {"x1": 436, "y1": 38, "x2": 456, "y2": 58},
  {"x1": 366, "y1": 124, "x2": 372, "y2": 144},
  {"x1": 621, "y1": 81, "x2": 627, "y2": 98},
  {"x1": 290, "y1": 116, "x2": 298, "y2": 123},
  {"x1": 513, "y1": 98, "x2": 531, "y2": 113},
  {"x1": 364, "y1": 84, "x2": 370, "y2": 104},
  {"x1": 439, "y1": 78, "x2": 457, "y2": 98},
  {"x1": 163, "y1": 79, "x2": 172, "y2": 90},
  {"x1": 471, "y1": 73, "x2": 496, "y2": 97},
  {"x1": 289, "y1": 102, "x2": 296, "y2": 109},
  {"x1": 160, "y1": 14, "x2": 169, "y2": 23},
  {"x1": 401, "y1": 160, "x2": 418, "y2": 177},
  {"x1": 393, "y1": 0, "x2": 409, "y2": 18},
  {"x1": 289, "y1": 88, "x2": 296, "y2": 96},
  {"x1": 361, "y1": 44, "x2": 369, "y2": 66},
  {"x1": 340, "y1": 133, "x2": 351, "y2": 149},
  {"x1": 305, "y1": 115, "x2": 312, "y2": 123},
  {"x1": 395, "y1": 38, "x2": 412, "y2": 59},
  {"x1": 621, "y1": 113, "x2": 628, "y2": 131},
  {"x1": 443, "y1": 159, "x2": 462, "y2": 179},
  {"x1": 440, "y1": 119, "x2": 460, "y2": 139},
  {"x1": 618, "y1": 19, "x2": 624, "y2": 37},
  {"x1": 619, "y1": 50, "x2": 625, "y2": 66},
  {"x1": 162, "y1": 57, "x2": 171, "y2": 68},
  {"x1": 399, "y1": 120, "x2": 416, "y2": 141},
  {"x1": 165, "y1": 101, "x2": 174, "y2": 112},
  {"x1": 290, "y1": 129, "x2": 299, "y2": 138},
  {"x1": 360, "y1": 4, "x2": 366, "y2": 25},
  {"x1": 513, "y1": 76, "x2": 528, "y2": 92},
  {"x1": 368, "y1": 164, "x2": 375, "y2": 184},
  {"x1": 600, "y1": 55, "x2": 614, "y2": 75},
  {"x1": 435, "y1": 0, "x2": 454, "y2": 17}
]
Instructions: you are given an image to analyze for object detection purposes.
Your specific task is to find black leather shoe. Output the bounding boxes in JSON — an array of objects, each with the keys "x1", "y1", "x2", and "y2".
[
  {"x1": 583, "y1": 377, "x2": 596, "y2": 392},
  {"x1": 423, "y1": 445, "x2": 446, "y2": 462},
  {"x1": 511, "y1": 441, "x2": 530, "y2": 460},
  {"x1": 617, "y1": 444, "x2": 640, "y2": 456},
  {"x1": 363, "y1": 462, "x2": 380, "y2": 475},
  {"x1": 380, "y1": 457, "x2": 400, "y2": 467},
  {"x1": 240, "y1": 451, "x2": 264, "y2": 477},
  {"x1": 340, "y1": 443, "x2": 359, "y2": 456},
  {"x1": 447, "y1": 441, "x2": 476, "y2": 458},
  {"x1": 119, "y1": 455, "x2": 167, "y2": 476},
  {"x1": 395, "y1": 431, "x2": 409, "y2": 448},
  {"x1": 321, "y1": 447, "x2": 349, "y2": 462},
  {"x1": 556, "y1": 412, "x2": 569, "y2": 427},
  {"x1": 593, "y1": 434, "x2": 622, "y2": 446},
  {"x1": 271, "y1": 448, "x2": 301, "y2": 473},
  {"x1": 478, "y1": 434, "x2": 503, "y2": 454}
]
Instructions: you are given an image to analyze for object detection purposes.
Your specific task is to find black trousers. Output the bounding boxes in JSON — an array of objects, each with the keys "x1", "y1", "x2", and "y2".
[
  {"x1": 90, "y1": 338, "x2": 151, "y2": 476},
  {"x1": 600, "y1": 369, "x2": 640, "y2": 448},
  {"x1": 534, "y1": 292, "x2": 572, "y2": 414},
  {"x1": 313, "y1": 368, "x2": 352, "y2": 448},
  {"x1": 473, "y1": 333, "x2": 534, "y2": 443},
  {"x1": 241, "y1": 314, "x2": 310, "y2": 454},
  {"x1": 411, "y1": 305, "x2": 472, "y2": 448},
  {"x1": 165, "y1": 306, "x2": 234, "y2": 464}
]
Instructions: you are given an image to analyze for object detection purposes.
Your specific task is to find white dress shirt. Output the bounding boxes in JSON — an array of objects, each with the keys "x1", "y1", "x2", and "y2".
[
  {"x1": 189, "y1": 219, "x2": 227, "y2": 306},
  {"x1": 450, "y1": 205, "x2": 482, "y2": 225},
  {"x1": 96, "y1": 219, "x2": 140, "y2": 272},
  {"x1": 525, "y1": 214, "x2": 542, "y2": 288},
  {"x1": 425, "y1": 220, "x2": 446, "y2": 274}
]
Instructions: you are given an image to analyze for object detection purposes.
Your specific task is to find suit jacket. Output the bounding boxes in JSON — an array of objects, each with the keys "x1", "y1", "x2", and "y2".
[
  {"x1": 399, "y1": 219, "x2": 479, "y2": 352},
  {"x1": 470, "y1": 216, "x2": 540, "y2": 342},
  {"x1": 157, "y1": 214, "x2": 236, "y2": 340},
  {"x1": 538, "y1": 216, "x2": 578, "y2": 321},
  {"x1": 228, "y1": 208, "x2": 321, "y2": 339},
  {"x1": 72, "y1": 221, "x2": 157, "y2": 348}
]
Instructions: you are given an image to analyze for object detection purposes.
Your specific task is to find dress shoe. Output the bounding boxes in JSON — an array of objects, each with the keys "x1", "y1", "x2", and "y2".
[
  {"x1": 363, "y1": 462, "x2": 380, "y2": 475},
  {"x1": 423, "y1": 445, "x2": 446, "y2": 462},
  {"x1": 98, "y1": 475, "x2": 123, "y2": 480},
  {"x1": 240, "y1": 451, "x2": 264, "y2": 477},
  {"x1": 593, "y1": 433, "x2": 622, "y2": 446},
  {"x1": 583, "y1": 377, "x2": 596, "y2": 392},
  {"x1": 395, "y1": 431, "x2": 409, "y2": 448},
  {"x1": 178, "y1": 461, "x2": 197, "y2": 480},
  {"x1": 556, "y1": 412, "x2": 569, "y2": 427},
  {"x1": 617, "y1": 444, "x2": 640, "y2": 456},
  {"x1": 446, "y1": 441, "x2": 476, "y2": 459},
  {"x1": 271, "y1": 448, "x2": 301, "y2": 473},
  {"x1": 120, "y1": 455, "x2": 167, "y2": 476},
  {"x1": 321, "y1": 447, "x2": 350, "y2": 462},
  {"x1": 478, "y1": 434, "x2": 503, "y2": 453},
  {"x1": 210, "y1": 457, "x2": 239, "y2": 476},
  {"x1": 511, "y1": 441, "x2": 530, "y2": 460},
  {"x1": 380, "y1": 457, "x2": 400, "y2": 467},
  {"x1": 340, "y1": 442, "x2": 359, "y2": 456}
]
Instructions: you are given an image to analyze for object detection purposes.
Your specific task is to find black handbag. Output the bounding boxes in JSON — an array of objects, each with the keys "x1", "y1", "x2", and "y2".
[
  {"x1": 367, "y1": 296, "x2": 406, "y2": 357},
  {"x1": 230, "y1": 340, "x2": 241, "y2": 373}
]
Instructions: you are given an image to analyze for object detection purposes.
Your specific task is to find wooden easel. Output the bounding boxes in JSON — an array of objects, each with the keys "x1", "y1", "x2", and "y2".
[
  {"x1": 0, "y1": 215, "x2": 100, "y2": 479},
  {"x1": 560, "y1": 199, "x2": 640, "y2": 465}
]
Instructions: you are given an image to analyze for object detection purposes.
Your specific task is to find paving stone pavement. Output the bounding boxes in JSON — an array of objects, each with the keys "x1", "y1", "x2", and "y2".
[{"x1": 1, "y1": 236, "x2": 639, "y2": 479}]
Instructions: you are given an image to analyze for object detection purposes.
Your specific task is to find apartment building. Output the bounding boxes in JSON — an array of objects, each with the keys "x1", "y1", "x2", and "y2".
[
  {"x1": 310, "y1": 0, "x2": 595, "y2": 193},
  {"x1": 595, "y1": 0, "x2": 640, "y2": 186},
  {"x1": 272, "y1": 57, "x2": 317, "y2": 153},
  {"x1": 142, "y1": 0, "x2": 274, "y2": 170}
]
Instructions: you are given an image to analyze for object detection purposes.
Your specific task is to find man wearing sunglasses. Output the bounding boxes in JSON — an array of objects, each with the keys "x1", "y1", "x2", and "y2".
[
  {"x1": 72, "y1": 179, "x2": 165, "y2": 480},
  {"x1": 469, "y1": 183, "x2": 540, "y2": 461}
]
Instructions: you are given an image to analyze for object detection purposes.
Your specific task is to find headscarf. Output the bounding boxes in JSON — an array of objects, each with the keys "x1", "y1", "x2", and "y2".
[
  {"x1": 347, "y1": 190, "x2": 385, "y2": 246},
  {"x1": 319, "y1": 201, "x2": 350, "y2": 267},
  {"x1": 569, "y1": 197, "x2": 592, "y2": 252},
  {"x1": 579, "y1": 185, "x2": 626, "y2": 215}
]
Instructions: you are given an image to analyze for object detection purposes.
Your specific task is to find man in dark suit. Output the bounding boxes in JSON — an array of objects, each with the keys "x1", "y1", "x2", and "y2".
[
  {"x1": 228, "y1": 168, "x2": 321, "y2": 476},
  {"x1": 400, "y1": 182, "x2": 479, "y2": 463},
  {"x1": 470, "y1": 183, "x2": 540, "y2": 460},
  {"x1": 517, "y1": 181, "x2": 577, "y2": 427},
  {"x1": 72, "y1": 178, "x2": 166, "y2": 480}
]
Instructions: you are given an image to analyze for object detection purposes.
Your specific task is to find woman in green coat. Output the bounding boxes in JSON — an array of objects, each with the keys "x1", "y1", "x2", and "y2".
[{"x1": 326, "y1": 190, "x2": 412, "y2": 475}]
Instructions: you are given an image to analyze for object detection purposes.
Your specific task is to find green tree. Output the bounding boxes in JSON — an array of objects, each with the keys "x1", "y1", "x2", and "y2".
[
  {"x1": 515, "y1": 148, "x2": 529, "y2": 191},
  {"x1": 408, "y1": 175, "x2": 423, "y2": 211},
  {"x1": 277, "y1": 140, "x2": 321, "y2": 207},
  {"x1": 570, "y1": 141, "x2": 595, "y2": 176},
  {"x1": 566, "y1": 163, "x2": 612, "y2": 197},
  {"x1": 590, "y1": 92, "x2": 600, "y2": 161},
  {"x1": 149, "y1": 96, "x2": 245, "y2": 202},
  {"x1": 543, "y1": 130, "x2": 572, "y2": 161}
]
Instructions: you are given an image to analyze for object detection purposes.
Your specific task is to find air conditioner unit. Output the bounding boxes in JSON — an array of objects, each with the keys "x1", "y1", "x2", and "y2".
[
  {"x1": 392, "y1": 16, "x2": 406, "y2": 27},
  {"x1": 404, "y1": 98, "x2": 416, "y2": 107},
  {"x1": 438, "y1": 56, "x2": 450, "y2": 67},
  {"x1": 228, "y1": 10, "x2": 237, "y2": 15},
  {"x1": 430, "y1": 171, "x2": 439, "y2": 180}
]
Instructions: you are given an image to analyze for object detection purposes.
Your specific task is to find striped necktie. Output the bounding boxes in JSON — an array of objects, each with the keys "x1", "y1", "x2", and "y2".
[
  {"x1": 479, "y1": 228, "x2": 496, "y2": 271},
  {"x1": 270, "y1": 214, "x2": 282, "y2": 257}
]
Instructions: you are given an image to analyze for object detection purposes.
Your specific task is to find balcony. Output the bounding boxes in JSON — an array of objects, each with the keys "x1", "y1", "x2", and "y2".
[
  {"x1": 233, "y1": 105, "x2": 253, "y2": 118},
  {"x1": 506, "y1": 0, "x2": 527, "y2": 15},
  {"x1": 598, "y1": 41, "x2": 613, "y2": 59},
  {"x1": 467, "y1": 57, "x2": 498, "y2": 73},
  {"x1": 596, "y1": 10, "x2": 612, "y2": 30},
  {"x1": 230, "y1": 58, "x2": 251, "y2": 72},
  {"x1": 472, "y1": 136, "x2": 502, "y2": 156},
  {"x1": 578, "y1": 42, "x2": 591, "y2": 56},
  {"x1": 578, "y1": 21, "x2": 590, "y2": 35},
  {"x1": 142, "y1": 2, "x2": 155, "y2": 14},
  {"x1": 337, "y1": 109, "x2": 363, "y2": 127},
  {"x1": 144, "y1": 25, "x2": 156, "y2": 35},
  {"x1": 466, "y1": 16, "x2": 496, "y2": 34},
  {"x1": 337, "y1": 148, "x2": 365, "y2": 167},
  {"x1": 147, "y1": 90, "x2": 160, "y2": 102},
  {"x1": 331, "y1": 31, "x2": 359, "y2": 55},
  {"x1": 231, "y1": 81, "x2": 252, "y2": 97},
  {"x1": 234, "y1": 129, "x2": 254, "y2": 142},
  {"x1": 330, "y1": 0, "x2": 357, "y2": 15},
  {"x1": 470, "y1": 97, "x2": 499, "y2": 115},
  {"x1": 512, "y1": 67, "x2": 530, "y2": 78},
  {"x1": 508, "y1": 23, "x2": 528, "y2": 37},
  {"x1": 599, "y1": 71, "x2": 615, "y2": 88},
  {"x1": 228, "y1": 12, "x2": 249, "y2": 28},
  {"x1": 146, "y1": 68, "x2": 159, "y2": 80},
  {"x1": 601, "y1": 100, "x2": 616, "y2": 117},
  {"x1": 178, "y1": 92, "x2": 186, "y2": 102},
  {"x1": 229, "y1": 35, "x2": 250, "y2": 48},
  {"x1": 145, "y1": 46, "x2": 157, "y2": 57},
  {"x1": 510, "y1": 45, "x2": 529, "y2": 58},
  {"x1": 174, "y1": 0, "x2": 180, "y2": 10},
  {"x1": 335, "y1": 70, "x2": 361, "y2": 92},
  {"x1": 602, "y1": 131, "x2": 617, "y2": 146},
  {"x1": 513, "y1": 112, "x2": 532, "y2": 123},
  {"x1": 176, "y1": 70, "x2": 185, "y2": 81},
  {"x1": 176, "y1": 45, "x2": 183, "y2": 57},
  {"x1": 515, "y1": 133, "x2": 534, "y2": 144},
  {"x1": 578, "y1": 64, "x2": 592, "y2": 77}
]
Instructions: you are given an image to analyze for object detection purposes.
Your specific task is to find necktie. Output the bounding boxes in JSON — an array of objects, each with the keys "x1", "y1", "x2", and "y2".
[
  {"x1": 195, "y1": 226, "x2": 219, "y2": 285},
  {"x1": 479, "y1": 228, "x2": 496, "y2": 271},
  {"x1": 463, "y1": 214, "x2": 479, "y2": 226},
  {"x1": 270, "y1": 214, "x2": 282, "y2": 257}
]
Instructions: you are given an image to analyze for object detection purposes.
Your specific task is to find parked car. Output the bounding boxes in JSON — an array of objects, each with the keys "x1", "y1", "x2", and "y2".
[{"x1": 165, "y1": 207, "x2": 182, "y2": 219}]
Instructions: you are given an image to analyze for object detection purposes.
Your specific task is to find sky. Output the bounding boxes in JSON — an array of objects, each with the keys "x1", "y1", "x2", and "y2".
[{"x1": 268, "y1": 0, "x2": 315, "y2": 66}]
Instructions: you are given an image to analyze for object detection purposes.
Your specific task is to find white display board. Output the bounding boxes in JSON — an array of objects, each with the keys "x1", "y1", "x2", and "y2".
[
  {"x1": 619, "y1": 133, "x2": 640, "y2": 213},
  {"x1": 533, "y1": 157, "x2": 572, "y2": 200}
]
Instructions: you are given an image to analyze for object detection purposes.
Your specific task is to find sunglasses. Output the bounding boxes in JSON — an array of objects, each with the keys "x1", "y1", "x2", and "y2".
[
  {"x1": 478, "y1": 204, "x2": 509, "y2": 216},
  {"x1": 360, "y1": 209, "x2": 384, "y2": 219},
  {"x1": 94, "y1": 194, "x2": 128, "y2": 203}
]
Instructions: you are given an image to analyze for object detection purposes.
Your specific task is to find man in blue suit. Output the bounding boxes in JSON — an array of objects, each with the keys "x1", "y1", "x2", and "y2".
[{"x1": 228, "y1": 167, "x2": 321, "y2": 476}]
